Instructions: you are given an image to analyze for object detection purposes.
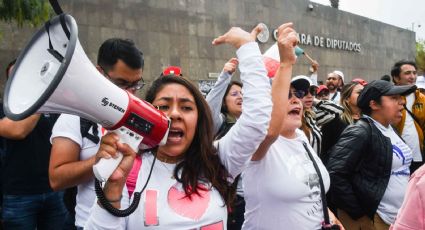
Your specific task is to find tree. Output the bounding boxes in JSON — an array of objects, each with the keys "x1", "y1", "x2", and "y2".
[
  {"x1": 0, "y1": 0, "x2": 52, "y2": 27},
  {"x1": 417, "y1": 40, "x2": 425, "y2": 74},
  {"x1": 330, "y1": 0, "x2": 339, "y2": 9}
]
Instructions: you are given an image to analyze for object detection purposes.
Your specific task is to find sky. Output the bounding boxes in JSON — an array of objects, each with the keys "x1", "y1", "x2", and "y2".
[{"x1": 311, "y1": 0, "x2": 424, "y2": 41}]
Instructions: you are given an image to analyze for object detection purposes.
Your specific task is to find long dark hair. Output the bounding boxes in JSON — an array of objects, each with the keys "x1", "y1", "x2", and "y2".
[
  {"x1": 221, "y1": 80, "x2": 243, "y2": 114},
  {"x1": 145, "y1": 76, "x2": 233, "y2": 206}
]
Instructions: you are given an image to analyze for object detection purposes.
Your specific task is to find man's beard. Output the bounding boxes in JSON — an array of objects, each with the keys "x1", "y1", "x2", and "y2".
[{"x1": 326, "y1": 83, "x2": 335, "y2": 90}]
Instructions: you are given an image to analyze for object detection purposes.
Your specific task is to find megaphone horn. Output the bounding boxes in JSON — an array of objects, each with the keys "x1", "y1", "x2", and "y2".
[{"x1": 3, "y1": 14, "x2": 170, "y2": 183}]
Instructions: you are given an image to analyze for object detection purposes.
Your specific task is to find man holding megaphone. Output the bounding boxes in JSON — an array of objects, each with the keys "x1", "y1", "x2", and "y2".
[{"x1": 49, "y1": 38, "x2": 145, "y2": 229}]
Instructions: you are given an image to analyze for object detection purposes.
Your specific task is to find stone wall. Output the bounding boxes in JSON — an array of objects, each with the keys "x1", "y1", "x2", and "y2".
[{"x1": 0, "y1": 0, "x2": 415, "y2": 99}]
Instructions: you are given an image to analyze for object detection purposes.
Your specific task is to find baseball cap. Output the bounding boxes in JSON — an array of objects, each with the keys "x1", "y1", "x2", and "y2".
[
  {"x1": 162, "y1": 66, "x2": 182, "y2": 77},
  {"x1": 317, "y1": 85, "x2": 329, "y2": 95},
  {"x1": 291, "y1": 75, "x2": 311, "y2": 95},
  {"x1": 352, "y1": 78, "x2": 367, "y2": 86},
  {"x1": 357, "y1": 80, "x2": 416, "y2": 109},
  {"x1": 333, "y1": 70, "x2": 344, "y2": 84},
  {"x1": 416, "y1": 76, "x2": 425, "y2": 89}
]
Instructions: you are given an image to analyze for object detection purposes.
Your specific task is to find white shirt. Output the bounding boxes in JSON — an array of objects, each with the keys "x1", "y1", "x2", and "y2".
[
  {"x1": 329, "y1": 91, "x2": 341, "y2": 105},
  {"x1": 402, "y1": 93, "x2": 422, "y2": 161},
  {"x1": 372, "y1": 119, "x2": 413, "y2": 225},
  {"x1": 242, "y1": 129, "x2": 330, "y2": 230},
  {"x1": 85, "y1": 41, "x2": 273, "y2": 230},
  {"x1": 51, "y1": 114, "x2": 103, "y2": 228}
]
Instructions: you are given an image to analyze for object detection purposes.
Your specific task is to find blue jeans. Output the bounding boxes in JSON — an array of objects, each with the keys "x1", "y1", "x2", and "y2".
[{"x1": 2, "y1": 191, "x2": 67, "y2": 230}]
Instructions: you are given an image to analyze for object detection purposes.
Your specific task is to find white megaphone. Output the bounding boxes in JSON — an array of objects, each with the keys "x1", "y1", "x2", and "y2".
[{"x1": 3, "y1": 14, "x2": 170, "y2": 182}]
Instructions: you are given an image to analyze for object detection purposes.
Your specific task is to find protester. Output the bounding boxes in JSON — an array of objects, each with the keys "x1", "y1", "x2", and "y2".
[
  {"x1": 206, "y1": 58, "x2": 240, "y2": 136},
  {"x1": 326, "y1": 70, "x2": 344, "y2": 104},
  {"x1": 327, "y1": 80, "x2": 415, "y2": 229},
  {"x1": 49, "y1": 38, "x2": 144, "y2": 229},
  {"x1": 300, "y1": 76, "x2": 323, "y2": 155},
  {"x1": 321, "y1": 81, "x2": 364, "y2": 163},
  {"x1": 84, "y1": 25, "x2": 273, "y2": 229},
  {"x1": 0, "y1": 60, "x2": 67, "y2": 229},
  {"x1": 316, "y1": 85, "x2": 330, "y2": 100},
  {"x1": 240, "y1": 23, "x2": 343, "y2": 230},
  {"x1": 391, "y1": 60, "x2": 425, "y2": 173}
]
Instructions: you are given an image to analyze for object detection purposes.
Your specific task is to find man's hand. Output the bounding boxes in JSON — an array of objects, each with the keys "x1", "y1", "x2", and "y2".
[
  {"x1": 212, "y1": 24, "x2": 263, "y2": 49},
  {"x1": 312, "y1": 60, "x2": 319, "y2": 72}
]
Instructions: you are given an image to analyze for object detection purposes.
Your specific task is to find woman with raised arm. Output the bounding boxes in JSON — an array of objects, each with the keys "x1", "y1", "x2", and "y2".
[
  {"x1": 243, "y1": 23, "x2": 344, "y2": 230},
  {"x1": 84, "y1": 25, "x2": 273, "y2": 229}
]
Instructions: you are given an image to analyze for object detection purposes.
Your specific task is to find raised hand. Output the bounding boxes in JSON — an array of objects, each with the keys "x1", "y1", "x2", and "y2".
[
  {"x1": 212, "y1": 24, "x2": 263, "y2": 49},
  {"x1": 223, "y1": 58, "x2": 238, "y2": 74},
  {"x1": 276, "y1": 22, "x2": 299, "y2": 65}
]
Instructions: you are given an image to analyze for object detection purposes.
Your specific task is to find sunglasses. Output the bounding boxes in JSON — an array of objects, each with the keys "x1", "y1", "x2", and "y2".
[
  {"x1": 289, "y1": 89, "x2": 306, "y2": 99},
  {"x1": 308, "y1": 86, "x2": 317, "y2": 96}
]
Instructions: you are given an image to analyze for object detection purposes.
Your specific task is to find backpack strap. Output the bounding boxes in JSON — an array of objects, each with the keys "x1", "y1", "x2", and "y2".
[{"x1": 80, "y1": 118, "x2": 100, "y2": 144}]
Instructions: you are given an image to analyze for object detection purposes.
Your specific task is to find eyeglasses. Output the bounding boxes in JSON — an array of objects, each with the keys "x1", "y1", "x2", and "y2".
[
  {"x1": 230, "y1": 91, "x2": 243, "y2": 97},
  {"x1": 289, "y1": 89, "x2": 306, "y2": 99},
  {"x1": 100, "y1": 66, "x2": 145, "y2": 91}
]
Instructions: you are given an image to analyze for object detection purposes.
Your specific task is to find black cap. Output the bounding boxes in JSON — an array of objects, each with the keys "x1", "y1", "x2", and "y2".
[
  {"x1": 357, "y1": 80, "x2": 416, "y2": 109},
  {"x1": 291, "y1": 75, "x2": 311, "y2": 95}
]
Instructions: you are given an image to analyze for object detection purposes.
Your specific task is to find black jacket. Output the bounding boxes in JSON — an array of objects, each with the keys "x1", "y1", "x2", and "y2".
[{"x1": 326, "y1": 117, "x2": 393, "y2": 220}]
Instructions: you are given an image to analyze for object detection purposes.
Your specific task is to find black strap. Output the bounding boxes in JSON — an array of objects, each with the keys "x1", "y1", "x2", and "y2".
[
  {"x1": 80, "y1": 118, "x2": 100, "y2": 144},
  {"x1": 44, "y1": 20, "x2": 64, "y2": 62},
  {"x1": 59, "y1": 14, "x2": 70, "y2": 39},
  {"x1": 404, "y1": 104, "x2": 421, "y2": 126},
  {"x1": 49, "y1": 0, "x2": 63, "y2": 14},
  {"x1": 303, "y1": 142, "x2": 331, "y2": 225},
  {"x1": 331, "y1": 92, "x2": 338, "y2": 101}
]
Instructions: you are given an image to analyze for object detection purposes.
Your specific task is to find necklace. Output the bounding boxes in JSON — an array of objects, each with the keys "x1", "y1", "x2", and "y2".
[
  {"x1": 157, "y1": 157, "x2": 176, "y2": 179},
  {"x1": 156, "y1": 152, "x2": 183, "y2": 164}
]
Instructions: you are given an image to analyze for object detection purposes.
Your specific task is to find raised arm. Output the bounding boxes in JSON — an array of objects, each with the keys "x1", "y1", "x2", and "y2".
[
  {"x1": 211, "y1": 25, "x2": 272, "y2": 178},
  {"x1": 206, "y1": 58, "x2": 238, "y2": 134},
  {"x1": 310, "y1": 60, "x2": 319, "y2": 86},
  {"x1": 251, "y1": 22, "x2": 299, "y2": 161}
]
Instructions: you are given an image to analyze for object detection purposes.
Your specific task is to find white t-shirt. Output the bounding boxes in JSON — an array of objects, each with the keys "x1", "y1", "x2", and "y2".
[
  {"x1": 84, "y1": 41, "x2": 273, "y2": 230},
  {"x1": 372, "y1": 119, "x2": 413, "y2": 225},
  {"x1": 96, "y1": 153, "x2": 227, "y2": 230},
  {"x1": 402, "y1": 93, "x2": 422, "y2": 161},
  {"x1": 51, "y1": 114, "x2": 103, "y2": 228},
  {"x1": 242, "y1": 129, "x2": 330, "y2": 230},
  {"x1": 329, "y1": 91, "x2": 340, "y2": 105}
]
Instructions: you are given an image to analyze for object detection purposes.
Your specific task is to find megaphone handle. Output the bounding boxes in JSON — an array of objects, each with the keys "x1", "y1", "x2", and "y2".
[{"x1": 93, "y1": 127, "x2": 143, "y2": 182}]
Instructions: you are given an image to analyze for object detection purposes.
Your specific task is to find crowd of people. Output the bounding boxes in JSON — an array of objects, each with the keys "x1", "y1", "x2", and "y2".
[{"x1": 0, "y1": 21, "x2": 424, "y2": 230}]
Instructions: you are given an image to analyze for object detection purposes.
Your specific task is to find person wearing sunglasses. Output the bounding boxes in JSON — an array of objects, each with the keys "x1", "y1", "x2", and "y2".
[
  {"x1": 247, "y1": 70, "x2": 344, "y2": 229},
  {"x1": 297, "y1": 76, "x2": 323, "y2": 155},
  {"x1": 49, "y1": 38, "x2": 145, "y2": 229}
]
